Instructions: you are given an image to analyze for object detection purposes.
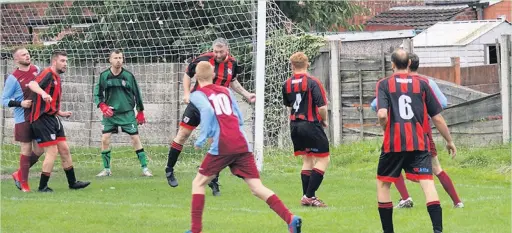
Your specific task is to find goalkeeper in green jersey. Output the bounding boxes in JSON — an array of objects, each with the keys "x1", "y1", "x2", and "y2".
[{"x1": 93, "y1": 49, "x2": 152, "y2": 177}]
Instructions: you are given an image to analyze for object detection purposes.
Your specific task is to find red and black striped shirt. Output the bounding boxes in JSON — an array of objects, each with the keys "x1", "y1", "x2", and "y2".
[
  {"x1": 282, "y1": 73, "x2": 327, "y2": 122},
  {"x1": 30, "y1": 68, "x2": 62, "y2": 122},
  {"x1": 186, "y1": 52, "x2": 242, "y2": 90},
  {"x1": 376, "y1": 73, "x2": 443, "y2": 153}
]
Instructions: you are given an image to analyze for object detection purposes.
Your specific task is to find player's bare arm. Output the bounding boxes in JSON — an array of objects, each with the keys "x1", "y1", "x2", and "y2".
[
  {"x1": 377, "y1": 108, "x2": 388, "y2": 131},
  {"x1": 230, "y1": 79, "x2": 256, "y2": 103},
  {"x1": 183, "y1": 73, "x2": 192, "y2": 104},
  {"x1": 318, "y1": 105, "x2": 328, "y2": 128},
  {"x1": 431, "y1": 114, "x2": 456, "y2": 158},
  {"x1": 57, "y1": 110, "x2": 72, "y2": 118},
  {"x1": 28, "y1": 81, "x2": 51, "y2": 102}
]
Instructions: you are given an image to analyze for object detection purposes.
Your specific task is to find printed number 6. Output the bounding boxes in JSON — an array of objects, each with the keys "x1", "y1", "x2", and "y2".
[{"x1": 399, "y1": 95, "x2": 414, "y2": 120}]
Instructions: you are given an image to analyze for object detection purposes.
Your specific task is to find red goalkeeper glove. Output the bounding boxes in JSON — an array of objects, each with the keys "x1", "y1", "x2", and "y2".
[
  {"x1": 136, "y1": 111, "x2": 146, "y2": 125},
  {"x1": 99, "y1": 102, "x2": 113, "y2": 117}
]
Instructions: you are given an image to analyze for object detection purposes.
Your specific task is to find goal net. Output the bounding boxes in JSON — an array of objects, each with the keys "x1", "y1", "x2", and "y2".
[{"x1": 0, "y1": 1, "x2": 315, "y2": 171}]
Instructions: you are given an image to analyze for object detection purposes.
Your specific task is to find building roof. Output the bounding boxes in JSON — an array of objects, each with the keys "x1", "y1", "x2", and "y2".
[
  {"x1": 324, "y1": 29, "x2": 416, "y2": 42},
  {"x1": 413, "y1": 19, "x2": 508, "y2": 47},
  {"x1": 365, "y1": 5, "x2": 469, "y2": 30}
]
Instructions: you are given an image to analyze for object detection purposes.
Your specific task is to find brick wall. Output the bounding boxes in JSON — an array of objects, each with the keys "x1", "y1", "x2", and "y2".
[
  {"x1": 484, "y1": 0, "x2": 512, "y2": 21},
  {"x1": 0, "y1": 1, "x2": 75, "y2": 45},
  {"x1": 452, "y1": 7, "x2": 478, "y2": 21}
]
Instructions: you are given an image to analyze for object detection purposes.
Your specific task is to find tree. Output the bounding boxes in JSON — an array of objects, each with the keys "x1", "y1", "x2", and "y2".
[{"x1": 276, "y1": 0, "x2": 368, "y2": 32}]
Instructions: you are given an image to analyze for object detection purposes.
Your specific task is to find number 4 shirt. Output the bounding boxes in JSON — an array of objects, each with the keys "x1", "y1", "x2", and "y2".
[
  {"x1": 190, "y1": 84, "x2": 251, "y2": 156},
  {"x1": 282, "y1": 73, "x2": 328, "y2": 122},
  {"x1": 376, "y1": 73, "x2": 443, "y2": 153}
]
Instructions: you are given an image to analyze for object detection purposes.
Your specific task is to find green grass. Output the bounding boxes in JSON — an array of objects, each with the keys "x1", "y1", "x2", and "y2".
[{"x1": 1, "y1": 141, "x2": 511, "y2": 233}]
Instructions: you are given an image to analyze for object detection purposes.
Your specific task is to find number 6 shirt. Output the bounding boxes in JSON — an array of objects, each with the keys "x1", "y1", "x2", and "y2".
[{"x1": 376, "y1": 73, "x2": 443, "y2": 153}]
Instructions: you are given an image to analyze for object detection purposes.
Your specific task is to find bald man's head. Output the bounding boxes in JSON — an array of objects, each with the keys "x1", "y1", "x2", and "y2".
[
  {"x1": 195, "y1": 61, "x2": 214, "y2": 83},
  {"x1": 391, "y1": 48, "x2": 410, "y2": 70}
]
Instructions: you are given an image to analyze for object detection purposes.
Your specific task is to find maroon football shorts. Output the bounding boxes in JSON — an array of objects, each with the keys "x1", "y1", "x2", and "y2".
[
  {"x1": 199, "y1": 152, "x2": 260, "y2": 179},
  {"x1": 14, "y1": 122, "x2": 33, "y2": 143}
]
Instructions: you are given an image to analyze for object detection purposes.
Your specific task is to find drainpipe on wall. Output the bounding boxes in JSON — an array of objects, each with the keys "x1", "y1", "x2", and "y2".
[{"x1": 469, "y1": 2, "x2": 489, "y2": 20}]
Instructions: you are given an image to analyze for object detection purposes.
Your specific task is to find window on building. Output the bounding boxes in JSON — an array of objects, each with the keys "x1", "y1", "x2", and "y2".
[{"x1": 488, "y1": 45, "x2": 498, "y2": 64}]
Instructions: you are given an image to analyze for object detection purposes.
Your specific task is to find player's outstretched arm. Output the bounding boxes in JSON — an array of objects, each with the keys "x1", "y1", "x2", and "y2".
[
  {"x1": 230, "y1": 80, "x2": 255, "y2": 103},
  {"x1": 229, "y1": 89, "x2": 244, "y2": 126},
  {"x1": 28, "y1": 80, "x2": 51, "y2": 102},
  {"x1": 425, "y1": 79, "x2": 456, "y2": 158},
  {"x1": 428, "y1": 79, "x2": 448, "y2": 109},
  {"x1": 431, "y1": 114, "x2": 456, "y2": 158}
]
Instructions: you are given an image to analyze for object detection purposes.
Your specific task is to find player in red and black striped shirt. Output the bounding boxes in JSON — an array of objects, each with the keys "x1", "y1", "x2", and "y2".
[
  {"x1": 28, "y1": 51, "x2": 90, "y2": 192},
  {"x1": 165, "y1": 38, "x2": 255, "y2": 195},
  {"x1": 375, "y1": 49, "x2": 456, "y2": 233},
  {"x1": 282, "y1": 52, "x2": 329, "y2": 207}
]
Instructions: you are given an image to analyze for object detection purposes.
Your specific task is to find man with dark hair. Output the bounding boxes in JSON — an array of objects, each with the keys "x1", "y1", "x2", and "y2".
[
  {"x1": 371, "y1": 53, "x2": 463, "y2": 209},
  {"x1": 375, "y1": 48, "x2": 456, "y2": 233},
  {"x1": 2, "y1": 47, "x2": 44, "y2": 192},
  {"x1": 29, "y1": 50, "x2": 90, "y2": 192},
  {"x1": 408, "y1": 53, "x2": 421, "y2": 72},
  {"x1": 94, "y1": 49, "x2": 151, "y2": 177}
]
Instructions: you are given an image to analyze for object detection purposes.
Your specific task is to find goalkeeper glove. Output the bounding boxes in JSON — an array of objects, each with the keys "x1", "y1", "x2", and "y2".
[
  {"x1": 99, "y1": 102, "x2": 114, "y2": 117},
  {"x1": 136, "y1": 111, "x2": 146, "y2": 125}
]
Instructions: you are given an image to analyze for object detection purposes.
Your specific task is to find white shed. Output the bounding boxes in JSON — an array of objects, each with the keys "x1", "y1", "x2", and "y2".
[{"x1": 412, "y1": 19, "x2": 512, "y2": 67}]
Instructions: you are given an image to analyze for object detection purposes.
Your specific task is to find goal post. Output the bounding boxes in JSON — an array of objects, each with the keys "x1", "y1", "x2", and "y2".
[{"x1": 254, "y1": 0, "x2": 266, "y2": 171}]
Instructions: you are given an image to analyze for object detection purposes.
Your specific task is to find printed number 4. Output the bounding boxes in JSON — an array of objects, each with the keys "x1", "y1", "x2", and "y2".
[
  {"x1": 209, "y1": 93, "x2": 233, "y2": 115},
  {"x1": 293, "y1": 93, "x2": 302, "y2": 111},
  {"x1": 399, "y1": 95, "x2": 414, "y2": 120}
]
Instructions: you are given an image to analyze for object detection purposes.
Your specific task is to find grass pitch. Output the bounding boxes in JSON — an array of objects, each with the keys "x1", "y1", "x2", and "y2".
[{"x1": 1, "y1": 141, "x2": 510, "y2": 233}]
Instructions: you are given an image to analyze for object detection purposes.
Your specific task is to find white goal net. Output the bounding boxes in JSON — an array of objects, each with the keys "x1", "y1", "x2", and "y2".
[{"x1": 0, "y1": 0, "x2": 315, "y2": 170}]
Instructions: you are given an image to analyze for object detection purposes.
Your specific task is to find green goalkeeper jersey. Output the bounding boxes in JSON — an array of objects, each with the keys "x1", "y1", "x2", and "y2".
[{"x1": 94, "y1": 68, "x2": 144, "y2": 114}]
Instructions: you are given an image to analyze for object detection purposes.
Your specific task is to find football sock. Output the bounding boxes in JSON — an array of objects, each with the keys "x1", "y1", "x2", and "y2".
[
  {"x1": 378, "y1": 202, "x2": 394, "y2": 233},
  {"x1": 266, "y1": 194, "x2": 293, "y2": 225},
  {"x1": 211, "y1": 173, "x2": 220, "y2": 183},
  {"x1": 394, "y1": 173, "x2": 410, "y2": 200},
  {"x1": 301, "y1": 170, "x2": 312, "y2": 195},
  {"x1": 64, "y1": 166, "x2": 77, "y2": 186},
  {"x1": 166, "y1": 141, "x2": 182, "y2": 172},
  {"x1": 305, "y1": 168, "x2": 324, "y2": 198},
  {"x1": 436, "y1": 171, "x2": 461, "y2": 205},
  {"x1": 101, "y1": 150, "x2": 111, "y2": 169},
  {"x1": 29, "y1": 151, "x2": 40, "y2": 167},
  {"x1": 136, "y1": 148, "x2": 147, "y2": 168},
  {"x1": 39, "y1": 172, "x2": 51, "y2": 189},
  {"x1": 191, "y1": 194, "x2": 205, "y2": 233},
  {"x1": 427, "y1": 201, "x2": 443, "y2": 232},
  {"x1": 19, "y1": 154, "x2": 30, "y2": 183}
]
